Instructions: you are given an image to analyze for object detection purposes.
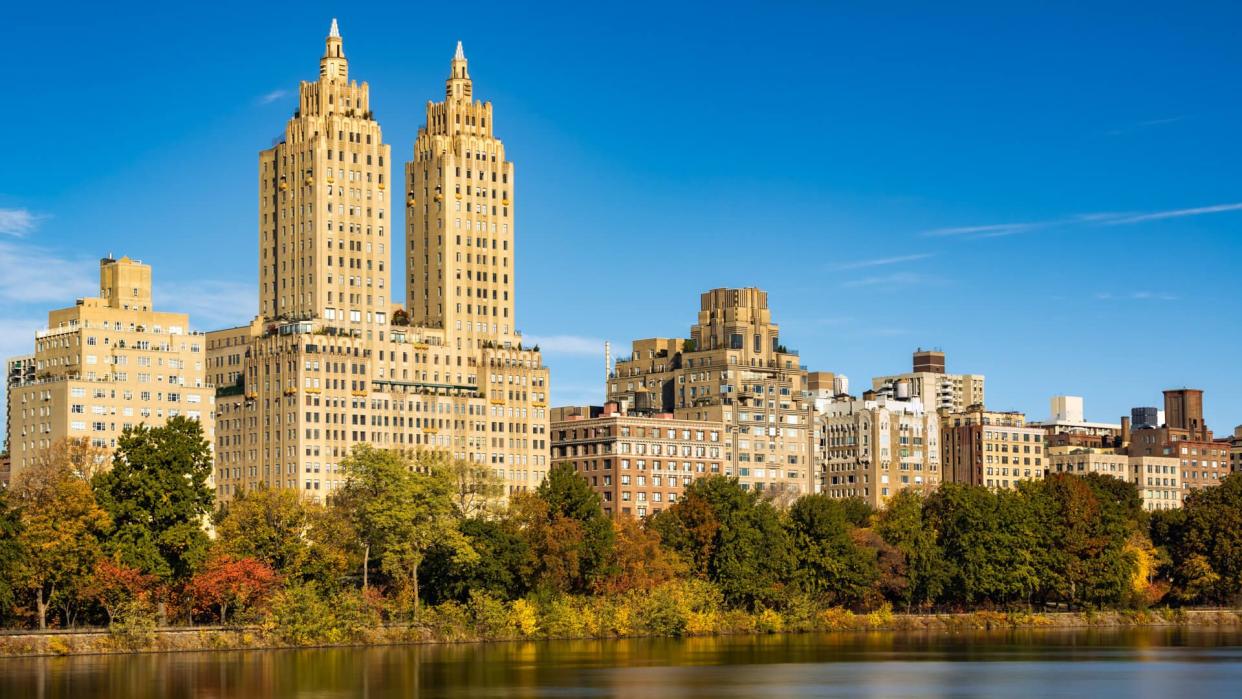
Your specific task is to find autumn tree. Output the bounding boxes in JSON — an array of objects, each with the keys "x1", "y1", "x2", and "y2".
[
  {"x1": 512, "y1": 463, "x2": 616, "y2": 594},
  {"x1": 420, "y1": 450, "x2": 505, "y2": 518},
  {"x1": 11, "y1": 459, "x2": 110, "y2": 629},
  {"x1": 213, "y1": 486, "x2": 312, "y2": 577},
  {"x1": 85, "y1": 559, "x2": 157, "y2": 625},
  {"x1": 92, "y1": 417, "x2": 214, "y2": 580},
  {"x1": 184, "y1": 555, "x2": 280, "y2": 624},
  {"x1": 596, "y1": 516, "x2": 685, "y2": 595}
]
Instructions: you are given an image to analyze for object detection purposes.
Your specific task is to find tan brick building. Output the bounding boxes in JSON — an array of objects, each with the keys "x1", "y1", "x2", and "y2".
[
  {"x1": 941, "y1": 407, "x2": 1045, "y2": 489},
  {"x1": 6, "y1": 256, "x2": 214, "y2": 482},
  {"x1": 816, "y1": 394, "x2": 941, "y2": 508},
  {"x1": 606, "y1": 288, "x2": 816, "y2": 499},
  {"x1": 1125, "y1": 389, "x2": 1227, "y2": 498},
  {"x1": 552, "y1": 404, "x2": 725, "y2": 517},
  {"x1": 207, "y1": 22, "x2": 549, "y2": 503},
  {"x1": 1046, "y1": 449, "x2": 1181, "y2": 511}
]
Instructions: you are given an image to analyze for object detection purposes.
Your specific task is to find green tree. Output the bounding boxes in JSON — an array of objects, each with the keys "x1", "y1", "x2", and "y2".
[
  {"x1": 651, "y1": 477, "x2": 792, "y2": 608},
  {"x1": 873, "y1": 490, "x2": 945, "y2": 610},
  {"x1": 0, "y1": 489, "x2": 25, "y2": 618},
  {"x1": 92, "y1": 417, "x2": 214, "y2": 580},
  {"x1": 336, "y1": 446, "x2": 473, "y2": 613},
  {"x1": 786, "y1": 494, "x2": 877, "y2": 606},
  {"x1": 422, "y1": 517, "x2": 533, "y2": 603},
  {"x1": 11, "y1": 460, "x2": 110, "y2": 629},
  {"x1": 1152, "y1": 473, "x2": 1242, "y2": 605}
]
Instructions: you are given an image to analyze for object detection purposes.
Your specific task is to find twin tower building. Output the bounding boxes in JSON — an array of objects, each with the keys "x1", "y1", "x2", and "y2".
[{"x1": 207, "y1": 21, "x2": 550, "y2": 499}]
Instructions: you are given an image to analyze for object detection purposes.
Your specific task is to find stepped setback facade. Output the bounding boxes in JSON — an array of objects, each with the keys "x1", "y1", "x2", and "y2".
[{"x1": 208, "y1": 22, "x2": 549, "y2": 503}]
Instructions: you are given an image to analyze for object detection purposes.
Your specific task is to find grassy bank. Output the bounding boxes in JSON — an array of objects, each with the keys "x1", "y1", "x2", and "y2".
[{"x1": 3, "y1": 607, "x2": 1239, "y2": 658}]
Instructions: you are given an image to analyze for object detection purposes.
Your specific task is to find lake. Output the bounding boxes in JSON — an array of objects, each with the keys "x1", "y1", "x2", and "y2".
[{"x1": 2, "y1": 627, "x2": 1240, "y2": 698}]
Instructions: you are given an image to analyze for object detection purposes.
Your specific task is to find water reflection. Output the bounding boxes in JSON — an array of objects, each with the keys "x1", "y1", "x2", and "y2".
[{"x1": 2, "y1": 627, "x2": 1241, "y2": 699}]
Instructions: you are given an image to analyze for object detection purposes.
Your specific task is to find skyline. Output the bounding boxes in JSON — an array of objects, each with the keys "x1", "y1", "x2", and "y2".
[{"x1": 3, "y1": 3, "x2": 1242, "y2": 432}]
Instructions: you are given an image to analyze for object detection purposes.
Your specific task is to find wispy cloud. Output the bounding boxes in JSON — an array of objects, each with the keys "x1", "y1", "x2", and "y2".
[
  {"x1": 1103, "y1": 202, "x2": 1242, "y2": 226},
  {"x1": 833, "y1": 253, "x2": 934, "y2": 270},
  {"x1": 523, "y1": 334, "x2": 608, "y2": 356},
  {"x1": 0, "y1": 208, "x2": 43, "y2": 237},
  {"x1": 0, "y1": 239, "x2": 97, "y2": 304},
  {"x1": 922, "y1": 222, "x2": 1040, "y2": 238},
  {"x1": 840, "y1": 272, "x2": 941, "y2": 288},
  {"x1": 1095, "y1": 291, "x2": 1179, "y2": 302},
  {"x1": 1105, "y1": 116, "x2": 1184, "y2": 137},
  {"x1": 924, "y1": 201, "x2": 1242, "y2": 240},
  {"x1": 257, "y1": 89, "x2": 288, "y2": 105},
  {"x1": 156, "y1": 279, "x2": 256, "y2": 330}
]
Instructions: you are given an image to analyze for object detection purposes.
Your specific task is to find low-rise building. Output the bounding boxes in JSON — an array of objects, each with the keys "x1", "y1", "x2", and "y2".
[
  {"x1": 552, "y1": 403, "x2": 725, "y2": 517},
  {"x1": 5, "y1": 256, "x2": 214, "y2": 484},
  {"x1": 941, "y1": 407, "x2": 1045, "y2": 489},
  {"x1": 1047, "y1": 449, "x2": 1181, "y2": 511},
  {"x1": 816, "y1": 393, "x2": 940, "y2": 508}
]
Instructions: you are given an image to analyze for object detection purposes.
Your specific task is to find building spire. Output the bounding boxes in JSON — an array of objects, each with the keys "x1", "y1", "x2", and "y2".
[
  {"x1": 447, "y1": 40, "x2": 471, "y2": 99},
  {"x1": 321, "y1": 18, "x2": 347, "y2": 81}
]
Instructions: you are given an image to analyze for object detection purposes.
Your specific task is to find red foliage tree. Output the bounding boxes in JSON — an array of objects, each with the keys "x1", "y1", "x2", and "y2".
[
  {"x1": 87, "y1": 559, "x2": 158, "y2": 625},
  {"x1": 184, "y1": 555, "x2": 280, "y2": 624}
]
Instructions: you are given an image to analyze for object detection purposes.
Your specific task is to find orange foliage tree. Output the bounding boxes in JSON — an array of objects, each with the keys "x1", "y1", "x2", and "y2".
[{"x1": 184, "y1": 555, "x2": 280, "y2": 624}]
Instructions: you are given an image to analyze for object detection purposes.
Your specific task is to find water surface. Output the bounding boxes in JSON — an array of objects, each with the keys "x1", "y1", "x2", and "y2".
[{"x1": 2, "y1": 627, "x2": 1240, "y2": 698}]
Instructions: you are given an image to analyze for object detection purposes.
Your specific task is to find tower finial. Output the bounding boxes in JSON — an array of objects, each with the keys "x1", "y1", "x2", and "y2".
[
  {"x1": 455, "y1": 40, "x2": 465, "y2": 61},
  {"x1": 329, "y1": 18, "x2": 340, "y2": 38}
]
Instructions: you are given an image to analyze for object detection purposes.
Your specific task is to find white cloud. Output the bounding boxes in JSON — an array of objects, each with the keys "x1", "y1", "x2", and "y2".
[
  {"x1": 0, "y1": 208, "x2": 42, "y2": 237},
  {"x1": 833, "y1": 253, "x2": 934, "y2": 270},
  {"x1": 840, "y1": 272, "x2": 939, "y2": 288},
  {"x1": 922, "y1": 222, "x2": 1038, "y2": 238},
  {"x1": 0, "y1": 239, "x2": 97, "y2": 304},
  {"x1": 156, "y1": 279, "x2": 256, "y2": 330},
  {"x1": 258, "y1": 89, "x2": 288, "y2": 105},
  {"x1": 1104, "y1": 202, "x2": 1242, "y2": 225},
  {"x1": 523, "y1": 334, "x2": 609, "y2": 356},
  {"x1": 1095, "y1": 291, "x2": 1179, "y2": 302}
]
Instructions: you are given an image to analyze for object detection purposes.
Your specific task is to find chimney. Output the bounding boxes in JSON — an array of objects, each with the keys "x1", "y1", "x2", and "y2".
[{"x1": 1120, "y1": 416, "x2": 1131, "y2": 446}]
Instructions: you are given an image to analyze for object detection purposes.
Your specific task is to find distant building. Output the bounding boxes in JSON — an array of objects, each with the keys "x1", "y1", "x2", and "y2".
[
  {"x1": 5, "y1": 256, "x2": 214, "y2": 484},
  {"x1": 1131, "y1": 406, "x2": 1162, "y2": 429},
  {"x1": 607, "y1": 288, "x2": 817, "y2": 499},
  {"x1": 551, "y1": 403, "x2": 725, "y2": 517},
  {"x1": 872, "y1": 349, "x2": 984, "y2": 414},
  {"x1": 1047, "y1": 449, "x2": 1181, "y2": 511},
  {"x1": 1031, "y1": 395, "x2": 1122, "y2": 450},
  {"x1": 816, "y1": 393, "x2": 941, "y2": 508},
  {"x1": 941, "y1": 407, "x2": 1045, "y2": 489},
  {"x1": 1126, "y1": 389, "x2": 1227, "y2": 498}
]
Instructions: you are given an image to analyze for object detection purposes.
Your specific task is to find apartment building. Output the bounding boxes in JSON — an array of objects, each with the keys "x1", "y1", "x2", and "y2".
[
  {"x1": 816, "y1": 393, "x2": 941, "y2": 508},
  {"x1": 1126, "y1": 389, "x2": 1227, "y2": 498},
  {"x1": 207, "y1": 23, "x2": 549, "y2": 503},
  {"x1": 872, "y1": 349, "x2": 984, "y2": 414},
  {"x1": 551, "y1": 404, "x2": 725, "y2": 517},
  {"x1": 606, "y1": 288, "x2": 816, "y2": 499},
  {"x1": 941, "y1": 407, "x2": 1045, "y2": 489},
  {"x1": 1046, "y1": 449, "x2": 1181, "y2": 511},
  {"x1": 6, "y1": 256, "x2": 213, "y2": 482}
]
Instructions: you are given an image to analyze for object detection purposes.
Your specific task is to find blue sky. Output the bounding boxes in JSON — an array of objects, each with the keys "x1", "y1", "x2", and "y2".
[{"x1": 3, "y1": 1, "x2": 1240, "y2": 433}]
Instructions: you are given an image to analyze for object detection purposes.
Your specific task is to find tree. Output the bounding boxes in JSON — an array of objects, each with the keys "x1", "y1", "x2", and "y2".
[
  {"x1": 27, "y1": 438, "x2": 111, "y2": 482},
  {"x1": 1153, "y1": 473, "x2": 1242, "y2": 605},
  {"x1": 85, "y1": 559, "x2": 157, "y2": 626},
  {"x1": 0, "y1": 489, "x2": 26, "y2": 619},
  {"x1": 336, "y1": 446, "x2": 473, "y2": 613},
  {"x1": 874, "y1": 490, "x2": 945, "y2": 610},
  {"x1": 11, "y1": 460, "x2": 110, "y2": 629},
  {"x1": 651, "y1": 477, "x2": 792, "y2": 608},
  {"x1": 516, "y1": 463, "x2": 616, "y2": 594},
  {"x1": 184, "y1": 555, "x2": 280, "y2": 624},
  {"x1": 422, "y1": 516, "x2": 533, "y2": 604},
  {"x1": 596, "y1": 516, "x2": 685, "y2": 595},
  {"x1": 213, "y1": 486, "x2": 312, "y2": 577},
  {"x1": 786, "y1": 494, "x2": 878, "y2": 607},
  {"x1": 92, "y1": 417, "x2": 214, "y2": 580},
  {"x1": 423, "y1": 450, "x2": 505, "y2": 518}
]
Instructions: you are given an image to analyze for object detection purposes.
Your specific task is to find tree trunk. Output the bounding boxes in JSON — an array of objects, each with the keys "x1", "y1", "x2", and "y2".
[
  {"x1": 221, "y1": 602, "x2": 228, "y2": 626},
  {"x1": 412, "y1": 562, "x2": 420, "y2": 617},
  {"x1": 36, "y1": 587, "x2": 48, "y2": 631},
  {"x1": 363, "y1": 543, "x2": 370, "y2": 590}
]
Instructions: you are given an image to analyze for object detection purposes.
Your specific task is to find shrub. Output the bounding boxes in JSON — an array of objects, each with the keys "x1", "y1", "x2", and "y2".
[
  {"x1": 109, "y1": 597, "x2": 158, "y2": 651},
  {"x1": 509, "y1": 599, "x2": 539, "y2": 637},
  {"x1": 468, "y1": 591, "x2": 511, "y2": 640}
]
